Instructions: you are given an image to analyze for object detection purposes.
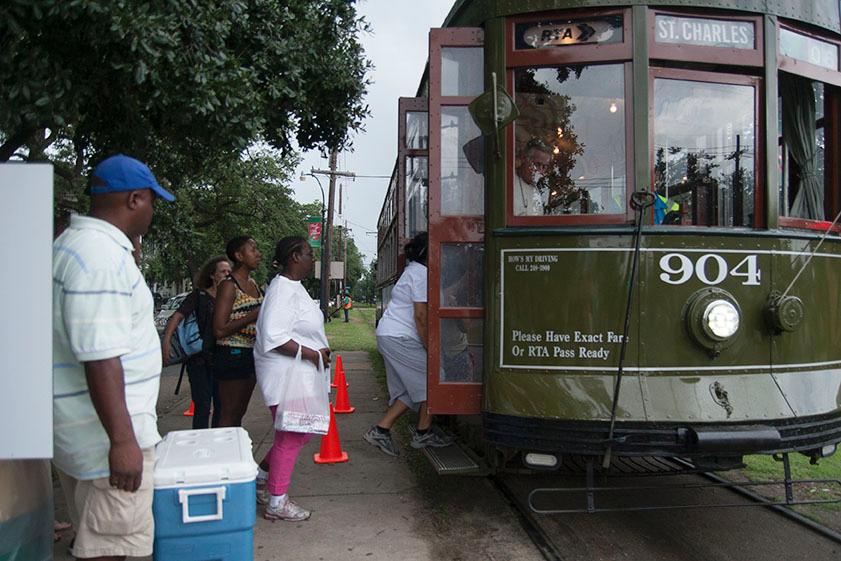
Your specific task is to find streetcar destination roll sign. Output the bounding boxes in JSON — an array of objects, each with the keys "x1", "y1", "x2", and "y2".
[
  {"x1": 516, "y1": 16, "x2": 622, "y2": 49},
  {"x1": 655, "y1": 15, "x2": 754, "y2": 49}
]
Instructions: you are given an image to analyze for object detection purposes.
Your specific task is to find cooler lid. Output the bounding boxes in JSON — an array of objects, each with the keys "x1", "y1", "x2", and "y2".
[{"x1": 154, "y1": 427, "x2": 258, "y2": 488}]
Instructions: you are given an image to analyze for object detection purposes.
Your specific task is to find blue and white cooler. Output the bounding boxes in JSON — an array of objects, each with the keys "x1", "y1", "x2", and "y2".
[{"x1": 153, "y1": 427, "x2": 257, "y2": 561}]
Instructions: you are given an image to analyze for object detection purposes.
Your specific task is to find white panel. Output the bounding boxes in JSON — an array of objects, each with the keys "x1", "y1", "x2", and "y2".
[
  {"x1": 0, "y1": 164, "x2": 53, "y2": 459},
  {"x1": 313, "y1": 261, "x2": 346, "y2": 280}
]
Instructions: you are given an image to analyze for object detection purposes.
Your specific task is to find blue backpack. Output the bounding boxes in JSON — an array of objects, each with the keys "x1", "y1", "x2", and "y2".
[
  {"x1": 175, "y1": 312, "x2": 203, "y2": 358},
  {"x1": 167, "y1": 303, "x2": 205, "y2": 364}
]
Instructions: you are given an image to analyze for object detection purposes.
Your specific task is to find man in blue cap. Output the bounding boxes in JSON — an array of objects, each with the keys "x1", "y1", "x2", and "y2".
[{"x1": 52, "y1": 154, "x2": 174, "y2": 560}]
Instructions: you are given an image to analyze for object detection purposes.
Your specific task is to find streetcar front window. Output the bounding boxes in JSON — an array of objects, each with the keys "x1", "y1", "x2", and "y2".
[
  {"x1": 652, "y1": 78, "x2": 756, "y2": 227},
  {"x1": 512, "y1": 64, "x2": 627, "y2": 216}
]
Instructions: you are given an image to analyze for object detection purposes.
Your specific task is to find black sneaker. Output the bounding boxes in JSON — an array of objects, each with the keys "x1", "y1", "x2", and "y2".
[{"x1": 363, "y1": 426, "x2": 400, "y2": 457}]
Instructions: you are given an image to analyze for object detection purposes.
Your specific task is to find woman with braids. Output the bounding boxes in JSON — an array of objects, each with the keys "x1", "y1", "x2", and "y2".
[
  {"x1": 213, "y1": 236, "x2": 263, "y2": 427},
  {"x1": 162, "y1": 255, "x2": 232, "y2": 428},
  {"x1": 254, "y1": 236, "x2": 330, "y2": 521}
]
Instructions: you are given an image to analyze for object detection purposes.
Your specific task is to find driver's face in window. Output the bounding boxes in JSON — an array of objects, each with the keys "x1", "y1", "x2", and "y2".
[{"x1": 519, "y1": 147, "x2": 552, "y2": 186}]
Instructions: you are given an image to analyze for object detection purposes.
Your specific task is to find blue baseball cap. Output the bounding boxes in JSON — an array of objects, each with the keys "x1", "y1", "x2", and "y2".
[{"x1": 88, "y1": 154, "x2": 175, "y2": 201}]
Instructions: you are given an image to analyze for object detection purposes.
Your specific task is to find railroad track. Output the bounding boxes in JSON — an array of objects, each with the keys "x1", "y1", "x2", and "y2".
[{"x1": 490, "y1": 463, "x2": 841, "y2": 561}]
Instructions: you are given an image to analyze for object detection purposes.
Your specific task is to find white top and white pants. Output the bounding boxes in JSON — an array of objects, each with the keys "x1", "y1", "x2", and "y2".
[{"x1": 376, "y1": 260, "x2": 428, "y2": 410}]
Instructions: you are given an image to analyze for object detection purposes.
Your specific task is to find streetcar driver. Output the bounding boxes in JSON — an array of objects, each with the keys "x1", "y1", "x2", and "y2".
[{"x1": 514, "y1": 138, "x2": 553, "y2": 216}]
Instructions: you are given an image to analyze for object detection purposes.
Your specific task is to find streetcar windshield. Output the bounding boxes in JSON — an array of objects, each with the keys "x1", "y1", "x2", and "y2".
[
  {"x1": 653, "y1": 78, "x2": 756, "y2": 227},
  {"x1": 512, "y1": 63, "x2": 627, "y2": 216}
]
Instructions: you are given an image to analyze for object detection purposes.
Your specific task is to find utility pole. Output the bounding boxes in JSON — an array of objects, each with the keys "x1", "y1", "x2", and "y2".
[
  {"x1": 343, "y1": 219, "x2": 349, "y2": 291},
  {"x1": 313, "y1": 151, "x2": 355, "y2": 320}
]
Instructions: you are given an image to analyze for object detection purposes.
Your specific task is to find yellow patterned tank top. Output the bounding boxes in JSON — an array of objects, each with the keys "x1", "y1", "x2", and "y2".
[{"x1": 216, "y1": 276, "x2": 263, "y2": 348}]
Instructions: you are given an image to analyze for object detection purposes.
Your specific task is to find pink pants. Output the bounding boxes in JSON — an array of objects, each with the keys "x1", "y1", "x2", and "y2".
[{"x1": 266, "y1": 405, "x2": 313, "y2": 496}]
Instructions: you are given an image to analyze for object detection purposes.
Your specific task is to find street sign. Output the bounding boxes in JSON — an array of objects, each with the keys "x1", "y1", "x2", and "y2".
[{"x1": 314, "y1": 261, "x2": 345, "y2": 280}]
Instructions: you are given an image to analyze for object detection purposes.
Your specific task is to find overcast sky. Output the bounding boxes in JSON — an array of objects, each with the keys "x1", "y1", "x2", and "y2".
[{"x1": 292, "y1": 0, "x2": 454, "y2": 264}]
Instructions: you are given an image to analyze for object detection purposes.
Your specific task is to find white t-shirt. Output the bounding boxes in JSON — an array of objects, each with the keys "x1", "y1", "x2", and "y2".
[
  {"x1": 254, "y1": 275, "x2": 329, "y2": 406},
  {"x1": 376, "y1": 261, "x2": 427, "y2": 341},
  {"x1": 514, "y1": 174, "x2": 544, "y2": 216}
]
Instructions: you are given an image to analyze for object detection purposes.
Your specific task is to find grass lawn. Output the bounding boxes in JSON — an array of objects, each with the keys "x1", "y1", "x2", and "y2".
[
  {"x1": 737, "y1": 452, "x2": 841, "y2": 510},
  {"x1": 323, "y1": 306, "x2": 387, "y2": 384},
  {"x1": 324, "y1": 307, "x2": 377, "y2": 353}
]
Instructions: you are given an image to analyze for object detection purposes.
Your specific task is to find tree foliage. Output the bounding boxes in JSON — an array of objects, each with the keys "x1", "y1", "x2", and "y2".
[
  {"x1": 142, "y1": 150, "x2": 321, "y2": 286},
  {"x1": 0, "y1": 0, "x2": 371, "y2": 167},
  {"x1": 1, "y1": 1, "x2": 372, "y2": 285},
  {"x1": 353, "y1": 259, "x2": 376, "y2": 303}
]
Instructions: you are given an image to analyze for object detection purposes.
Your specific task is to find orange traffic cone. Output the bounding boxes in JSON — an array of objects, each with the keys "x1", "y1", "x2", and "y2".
[
  {"x1": 314, "y1": 404, "x2": 349, "y2": 464},
  {"x1": 333, "y1": 367, "x2": 355, "y2": 414},
  {"x1": 182, "y1": 400, "x2": 195, "y2": 417},
  {"x1": 331, "y1": 354, "x2": 347, "y2": 389}
]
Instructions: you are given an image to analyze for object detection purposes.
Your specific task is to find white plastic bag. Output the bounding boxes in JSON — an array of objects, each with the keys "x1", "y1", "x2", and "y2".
[{"x1": 273, "y1": 348, "x2": 330, "y2": 435}]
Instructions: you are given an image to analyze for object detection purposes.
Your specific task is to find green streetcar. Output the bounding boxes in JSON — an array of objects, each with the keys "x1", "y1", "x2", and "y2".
[{"x1": 377, "y1": 0, "x2": 841, "y2": 474}]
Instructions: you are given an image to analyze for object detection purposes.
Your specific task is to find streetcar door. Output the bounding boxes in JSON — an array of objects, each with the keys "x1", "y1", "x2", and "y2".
[{"x1": 427, "y1": 27, "x2": 485, "y2": 414}]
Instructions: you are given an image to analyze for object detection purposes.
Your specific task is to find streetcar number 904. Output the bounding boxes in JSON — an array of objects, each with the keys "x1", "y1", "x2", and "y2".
[{"x1": 658, "y1": 253, "x2": 761, "y2": 286}]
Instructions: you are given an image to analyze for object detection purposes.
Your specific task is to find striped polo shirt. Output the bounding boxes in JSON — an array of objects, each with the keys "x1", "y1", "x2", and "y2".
[{"x1": 53, "y1": 215, "x2": 162, "y2": 480}]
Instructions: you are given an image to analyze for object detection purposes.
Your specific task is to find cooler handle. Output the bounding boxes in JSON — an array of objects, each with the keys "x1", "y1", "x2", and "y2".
[{"x1": 178, "y1": 486, "x2": 227, "y2": 524}]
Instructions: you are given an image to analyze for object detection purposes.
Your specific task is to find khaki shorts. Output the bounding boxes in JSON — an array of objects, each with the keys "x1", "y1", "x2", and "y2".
[{"x1": 58, "y1": 447, "x2": 155, "y2": 559}]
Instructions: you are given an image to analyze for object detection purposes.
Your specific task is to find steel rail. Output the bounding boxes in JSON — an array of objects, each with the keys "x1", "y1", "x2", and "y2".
[
  {"x1": 689, "y1": 466, "x2": 841, "y2": 545},
  {"x1": 489, "y1": 475, "x2": 567, "y2": 561},
  {"x1": 491, "y1": 464, "x2": 841, "y2": 561}
]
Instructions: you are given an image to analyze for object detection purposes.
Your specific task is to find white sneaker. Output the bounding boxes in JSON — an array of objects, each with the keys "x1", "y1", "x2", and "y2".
[
  {"x1": 264, "y1": 497, "x2": 311, "y2": 521},
  {"x1": 256, "y1": 478, "x2": 269, "y2": 505}
]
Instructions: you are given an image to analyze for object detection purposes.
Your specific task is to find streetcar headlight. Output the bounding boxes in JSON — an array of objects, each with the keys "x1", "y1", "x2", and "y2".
[
  {"x1": 684, "y1": 288, "x2": 742, "y2": 356},
  {"x1": 703, "y1": 300, "x2": 740, "y2": 340}
]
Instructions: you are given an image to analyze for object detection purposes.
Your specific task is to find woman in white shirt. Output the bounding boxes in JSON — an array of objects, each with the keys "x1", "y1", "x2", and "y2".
[
  {"x1": 254, "y1": 237, "x2": 330, "y2": 521},
  {"x1": 363, "y1": 232, "x2": 454, "y2": 457}
]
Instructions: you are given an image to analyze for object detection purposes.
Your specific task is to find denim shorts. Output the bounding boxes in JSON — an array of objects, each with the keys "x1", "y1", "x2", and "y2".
[{"x1": 214, "y1": 346, "x2": 255, "y2": 380}]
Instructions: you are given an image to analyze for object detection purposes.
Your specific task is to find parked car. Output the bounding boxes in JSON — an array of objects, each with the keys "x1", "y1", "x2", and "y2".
[{"x1": 155, "y1": 292, "x2": 189, "y2": 333}]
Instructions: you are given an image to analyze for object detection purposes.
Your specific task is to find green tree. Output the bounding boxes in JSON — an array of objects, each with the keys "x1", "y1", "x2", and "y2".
[
  {"x1": 1, "y1": 1, "x2": 371, "y2": 168},
  {"x1": 142, "y1": 150, "x2": 316, "y2": 286},
  {"x1": 353, "y1": 259, "x2": 376, "y2": 303},
  {"x1": 2, "y1": 1, "x2": 371, "y2": 285}
]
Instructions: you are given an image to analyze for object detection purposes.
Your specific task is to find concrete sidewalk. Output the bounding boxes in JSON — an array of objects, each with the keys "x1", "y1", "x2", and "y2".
[
  {"x1": 249, "y1": 350, "x2": 431, "y2": 560},
  {"x1": 53, "y1": 350, "x2": 539, "y2": 561}
]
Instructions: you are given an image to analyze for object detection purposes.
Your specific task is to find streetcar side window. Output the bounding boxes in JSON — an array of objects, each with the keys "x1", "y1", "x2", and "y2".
[
  {"x1": 652, "y1": 78, "x2": 756, "y2": 227},
  {"x1": 778, "y1": 75, "x2": 838, "y2": 224},
  {"x1": 441, "y1": 47, "x2": 484, "y2": 97},
  {"x1": 406, "y1": 155, "x2": 428, "y2": 238},
  {"x1": 439, "y1": 244, "x2": 484, "y2": 384},
  {"x1": 512, "y1": 63, "x2": 627, "y2": 216},
  {"x1": 441, "y1": 107, "x2": 484, "y2": 216},
  {"x1": 406, "y1": 111, "x2": 429, "y2": 150},
  {"x1": 440, "y1": 318, "x2": 484, "y2": 384},
  {"x1": 776, "y1": 23, "x2": 841, "y2": 230},
  {"x1": 440, "y1": 243, "x2": 484, "y2": 308}
]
